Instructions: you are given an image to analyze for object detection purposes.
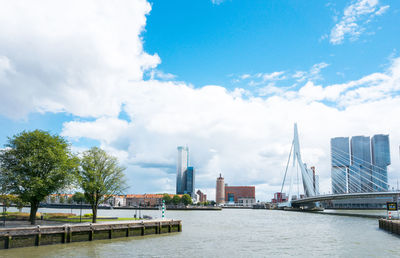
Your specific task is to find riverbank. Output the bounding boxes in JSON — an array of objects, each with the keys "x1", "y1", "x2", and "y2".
[{"x1": 0, "y1": 219, "x2": 181, "y2": 250}]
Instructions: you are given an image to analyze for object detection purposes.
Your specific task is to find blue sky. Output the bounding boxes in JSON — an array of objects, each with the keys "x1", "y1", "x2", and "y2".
[
  {"x1": 143, "y1": 0, "x2": 399, "y2": 88},
  {"x1": 0, "y1": 0, "x2": 400, "y2": 200}
]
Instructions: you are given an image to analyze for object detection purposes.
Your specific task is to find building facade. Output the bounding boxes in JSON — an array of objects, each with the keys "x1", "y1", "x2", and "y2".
[
  {"x1": 331, "y1": 137, "x2": 349, "y2": 194},
  {"x1": 176, "y1": 146, "x2": 189, "y2": 194},
  {"x1": 125, "y1": 194, "x2": 174, "y2": 207},
  {"x1": 225, "y1": 186, "x2": 255, "y2": 206},
  {"x1": 351, "y1": 136, "x2": 372, "y2": 192},
  {"x1": 371, "y1": 134, "x2": 390, "y2": 191},
  {"x1": 184, "y1": 166, "x2": 195, "y2": 197},
  {"x1": 331, "y1": 134, "x2": 390, "y2": 194},
  {"x1": 196, "y1": 190, "x2": 207, "y2": 203},
  {"x1": 215, "y1": 174, "x2": 225, "y2": 205}
]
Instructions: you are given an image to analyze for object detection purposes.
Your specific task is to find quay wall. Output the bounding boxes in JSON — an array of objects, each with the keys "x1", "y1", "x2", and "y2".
[
  {"x1": 0, "y1": 220, "x2": 181, "y2": 250},
  {"x1": 379, "y1": 219, "x2": 400, "y2": 235}
]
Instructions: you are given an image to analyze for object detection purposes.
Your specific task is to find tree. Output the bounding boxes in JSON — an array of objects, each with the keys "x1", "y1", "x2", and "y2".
[
  {"x1": 72, "y1": 192, "x2": 85, "y2": 204},
  {"x1": 77, "y1": 147, "x2": 126, "y2": 223},
  {"x1": 162, "y1": 194, "x2": 172, "y2": 205},
  {"x1": 59, "y1": 195, "x2": 65, "y2": 204},
  {"x1": 0, "y1": 130, "x2": 78, "y2": 224},
  {"x1": 72, "y1": 192, "x2": 86, "y2": 223},
  {"x1": 67, "y1": 197, "x2": 73, "y2": 204},
  {"x1": 181, "y1": 194, "x2": 192, "y2": 206},
  {"x1": 50, "y1": 196, "x2": 56, "y2": 204},
  {"x1": 172, "y1": 195, "x2": 181, "y2": 205}
]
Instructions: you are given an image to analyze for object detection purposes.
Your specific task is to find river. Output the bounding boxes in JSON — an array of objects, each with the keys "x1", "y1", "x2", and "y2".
[{"x1": 1, "y1": 207, "x2": 400, "y2": 257}]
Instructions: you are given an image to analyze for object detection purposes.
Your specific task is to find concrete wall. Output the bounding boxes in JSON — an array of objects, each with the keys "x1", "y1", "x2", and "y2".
[{"x1": 0, "y1": 220, "x2": 181, "y2": 250}]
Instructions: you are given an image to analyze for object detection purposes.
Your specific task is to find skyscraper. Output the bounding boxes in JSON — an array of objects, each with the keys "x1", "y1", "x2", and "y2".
[
  {"x1": 184, "y1": 166, "x2": 195, "y2": 197},
  {"x1": 371, "y1": 135, "x2": 390, "y2": 191},
  {"x1": 176, "y1": 146, "x2": 189, "y2": 194},
  {"x1": 330, "y1": 134, "x2": 391, "y2": 194},
  {"x1": 331, "y1": 137, "x2": 349, "y2": 194},
  {"x1": 350, "y1": 136, "x2": 371, "y2": 193}
]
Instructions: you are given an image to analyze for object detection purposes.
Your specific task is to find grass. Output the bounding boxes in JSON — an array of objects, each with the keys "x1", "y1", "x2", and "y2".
[
  {"x1": 46, "y1": 217, "x2": 140, "y2": 223},
  {"x1": 1, "y1": 211, "x2": 142, "y2": 223}
]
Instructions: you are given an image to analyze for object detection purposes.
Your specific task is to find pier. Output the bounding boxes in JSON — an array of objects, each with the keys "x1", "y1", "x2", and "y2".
[
  {"x1": 0, "y1": 219, "x2": 181, "y2": 250},
  {"x1": 379, "y1": 219, "x2": 400, "y2": 235}
]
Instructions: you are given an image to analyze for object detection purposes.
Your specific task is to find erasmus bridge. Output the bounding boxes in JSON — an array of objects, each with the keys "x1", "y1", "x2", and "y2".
[{"x1": 278, "y1": 124, "x2": 400, "y2": 209}]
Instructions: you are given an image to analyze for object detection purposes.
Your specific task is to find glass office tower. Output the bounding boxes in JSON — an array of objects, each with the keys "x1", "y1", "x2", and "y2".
[
  {"x1": 350, "y1": 136, "x2": 372, "y2": 192},
  {"x1": 371, "y1": 135, "x2": 390, "y2": 191},
  {"x1": 331, "y1": 137, "x2": 350, "y2": 194},
  {"x1": 176, "y1": 146, "x2": 189, "y2": 194}
]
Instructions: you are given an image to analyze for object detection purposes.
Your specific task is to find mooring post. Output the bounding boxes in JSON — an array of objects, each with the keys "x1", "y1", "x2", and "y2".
[
  {"x1": 67, "y1": 226, "x2": 72, "y2": 243},
  {"x1": 36, "y1": 225, "x2": 41, "y2": 246},
  {"x1": 5, "y1": 235, "x2": 11, "y2": 249},
  {"x1": 89, "y1": 224, "x2": 94, "y2": 241},
  {"x1": 109, "y1": 227, "x2": 113, "y2": 239}
]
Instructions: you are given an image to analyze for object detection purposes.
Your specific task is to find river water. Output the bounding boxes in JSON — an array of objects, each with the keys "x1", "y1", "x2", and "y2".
[{"x1": 1, "y1": 208, "x2": 400, "y2": 257}]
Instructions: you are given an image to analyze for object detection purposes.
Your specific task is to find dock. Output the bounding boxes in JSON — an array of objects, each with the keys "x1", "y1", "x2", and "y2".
[
  {"x1": 0, "y1": 219, "x2": 181, "y2": 250},
  {"x1": 379, "y1": 219, "x2": 400, "y2": 235}
]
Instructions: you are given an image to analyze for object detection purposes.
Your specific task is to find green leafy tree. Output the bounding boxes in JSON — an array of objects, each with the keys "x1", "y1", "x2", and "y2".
[
  {"x1": 162, "y1": 194, "x2": 172, "y2": 205},
  {"x1": 72, "y1": 192, "x2": 86, "y2": 223},
  {"x1": 67, "y1": 197, "x2": 73, "y2": 204},
  {"x1": 59, "y1": 195, "x2": 65, "y2": 204},
  {"x1": 0, "y1": 130, "x2": 78, "y2": 224},
  {"x1": 76, "y1": 147, "x2": 126, "y2": 223},
  {"x1": 172, "y1": 195, "x2": 181, "y2": 205},
  {"x1": 72, "y1": 192, "x2": 86, "y2": 204},
  {"x1": 181, "y1": 194, "x2": 192, "y2": 206}
]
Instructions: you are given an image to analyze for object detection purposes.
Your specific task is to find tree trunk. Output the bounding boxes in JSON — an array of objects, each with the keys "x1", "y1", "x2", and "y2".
[
  {"x1": 92, "y1": 206, "x2": 97, "y2": 223},
  {"x1": 30, "y1": 202, "x2": 39, "y2": 225}
]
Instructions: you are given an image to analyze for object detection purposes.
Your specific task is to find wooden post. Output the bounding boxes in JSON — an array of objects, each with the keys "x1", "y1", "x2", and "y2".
[
  {"x1": 67, "y1": 227, "x2": 72, "y2": 243},
  {"x1": 36, "y1": 226, "x2": 41, "y2": 246},
  {"x1": 158, "y1": 222, "x2": 162, "y2": 234},
  {"x1": 109, "y1": 228, "x2": 113, "y2": 239},
  {"x1": 126, "y1": 226, "x2": 129, "y2": 237},
  {"x1": 63, "y1": 226, "x2": 67, "y2": 243},
  {"x1": 168, "y1": 223, "x2": 171, "y2": 233},
  {"x1": 141, "y1": 226, "x2": 145, "y2": 236},
  {"x1": 178, "y1": 223, "x2": 182, "y2": 232},
  {"x1": 5, "y1": 235, "x2": 11, "y2": 249}
]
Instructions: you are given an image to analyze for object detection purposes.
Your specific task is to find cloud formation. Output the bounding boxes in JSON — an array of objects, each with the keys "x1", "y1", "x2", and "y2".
[{"x1": 330, "y1": 0, "x2": 389, "y2": 44}]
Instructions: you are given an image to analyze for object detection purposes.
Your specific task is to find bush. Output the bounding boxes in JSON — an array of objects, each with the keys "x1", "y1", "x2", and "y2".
[
  {"x1": 43, "y1": 213, "x2": 76, "y2": 219},
  {"x1": 83, "y1": 213, "x2": 93, "y2": 217}
]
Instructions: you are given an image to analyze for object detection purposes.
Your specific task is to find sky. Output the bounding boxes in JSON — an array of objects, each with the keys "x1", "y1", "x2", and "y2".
[{"x1": 0, "y1": 0, "x2": 399, "y2": 201}]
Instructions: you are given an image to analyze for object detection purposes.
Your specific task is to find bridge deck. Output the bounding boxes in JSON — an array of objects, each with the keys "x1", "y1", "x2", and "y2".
[{"x1": 291, "y1": 191, "x2": 400, "y2": 204}]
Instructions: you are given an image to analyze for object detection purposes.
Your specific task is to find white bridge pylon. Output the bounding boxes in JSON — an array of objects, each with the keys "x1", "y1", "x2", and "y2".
[{"x1": 279, "y1": 123, "x2": 316, "y2": 208}]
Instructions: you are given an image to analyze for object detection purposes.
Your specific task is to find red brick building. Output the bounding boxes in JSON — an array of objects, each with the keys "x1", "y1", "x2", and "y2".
[{"x1": 225, "y1": 186, "x2": 256, "y2": 206}]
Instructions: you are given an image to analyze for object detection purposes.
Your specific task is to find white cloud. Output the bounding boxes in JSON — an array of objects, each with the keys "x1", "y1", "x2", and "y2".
[
  {"x1": 0, "y1": 0, "x2": 159, "y2": 119},
  {"x1": 211, "y1": 0, "x2": 225, "y2": 5},
  {"x1": 1, "y1": 0, "x2": 400, "y2": 201},
  {"x1": 330, "y1": 0, "x2": 389, "y2": 44}
]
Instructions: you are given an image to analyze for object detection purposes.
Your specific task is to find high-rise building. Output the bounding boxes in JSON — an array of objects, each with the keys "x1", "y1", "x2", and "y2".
[
  {"x1": 216, "y1": 174, "x2": 225, "y2": 205},
  {"x1": 331, "y1": 137, "x2": 349, "y2": 194},
  {"x1": 351, "y1": 136, "x2": 371, "y2": 192},
  {"x1": 371, "y1": 135, "x2": 390, "y2": 191},
  {"x1": 330, "y1": 134, "x2": 391, "y2": 194},
  {"x1": 184, "y1": 166, "x2": 195, "y2": 197},
  {"x1": 176, "y1": 146, "x2": 189, "y2": 195}
]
